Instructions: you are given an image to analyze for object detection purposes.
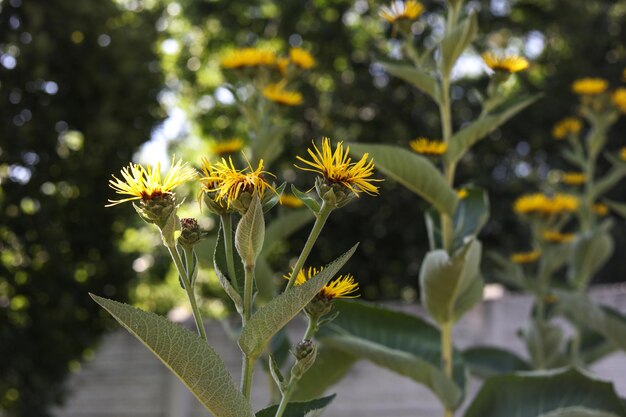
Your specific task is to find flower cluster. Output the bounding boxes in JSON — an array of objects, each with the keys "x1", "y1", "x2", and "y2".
[{"x1": 513, "y1": 193, "x2": 579, "y2": 216}]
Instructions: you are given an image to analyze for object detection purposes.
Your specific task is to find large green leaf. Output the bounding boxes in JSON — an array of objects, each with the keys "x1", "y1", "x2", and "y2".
[
  {"x1": 440, "y1": 11, "x2": 478, "y2": 76},
  {"x1": 420, "y1": 238, "x2": 483, "y2": 324},
  {"x1": 463, "y1": 346, "x2": 530, "y2": 379},
  {"x1": 90, "y1": 295, "x2": 254, "y2": 417},
  {"x1": 291, "y1": 346, "x2": 358, "y2": 401},
  {"x1": 317, "y1": 301, "x2": 466, "y2": 409},
  {"x1": 214, "y1": 223, "x2": 245, "y2": 311},
  {"x1": 380, "y1": 61, "x2": 441, "y2": 104},
  {"x1": 255, "y1": 395, "x2": 336, "y2": 417},
  {"x1": 446, "y1": 94, "x2": 541, "y2": 164},
  {"x1": 238, "y1": 244, "x2": 358, "y2": 358},
  {"x1": 464, "y1": 368, "x2": 626, "y2": 417},
  {"x1": 567, "y1": 228, "x2": 613, "y2": 290},
  {"x1": 347, "y1": 143, "x2": 458, "y2": 216}
]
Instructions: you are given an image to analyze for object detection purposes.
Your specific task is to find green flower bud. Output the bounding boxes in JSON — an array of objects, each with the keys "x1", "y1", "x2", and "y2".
[
  {"x1": 133, "y1": 193, "x2": 176, "y2": 229},
  {"x1": 291, "y1": 339, "x2": 317, "y2": 379},
  {"x1": 178, "y1": 218, "x2": 205, "y2": 248},
  {"x1": 314, "y1": 177, "x2": 356, "y2": 209},
  {"x1": 304, "y1": 296, "x2": 334, "y2": 321}
]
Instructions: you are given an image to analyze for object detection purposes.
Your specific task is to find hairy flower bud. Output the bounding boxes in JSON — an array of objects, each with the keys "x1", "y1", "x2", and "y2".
[
  {"x1": 291, "y1": 339, "x2": 317, "y2": 379},
  {"x1": 315, "y1": 177, "x2": 356, "y2": 209},
  {"x1": 133, "y1": 193, "x2": 177, "y2": 228},
  {"x1": 178, "y1": 218, "x2": 205, "y2": 248},
  {"x1": 304, "y1": 296, "x2": 334, "y2": 321}
]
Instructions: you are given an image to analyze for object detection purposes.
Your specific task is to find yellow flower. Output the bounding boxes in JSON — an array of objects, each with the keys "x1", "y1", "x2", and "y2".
[
  {"x1": 620, "y1": 147, "x2": 626, "y2": 161},
  {"x1": 107, "y1": 157, "x2": 195, "y2": 206},
  {"x1": 552, "y1": 117, "x2": 583, "y2": 140},
  {"x1": 571, "y1": 78, "x2": 609, "y2": 95},
  {"x1": 379, "y1": 0, "x2": 424, "y2": 24},
  {"x1": 289, "y1": 48, "x2": 315, "y2": 70},
  {"x1": 199, "y1": 157, "x2": 275, "y2": 208},
  {"x1": 592, "y1": 203, "x2": 609, "y2": 216},
  {"x1": 510, "y1": 250, "x2": 540, "y2": 264},
  {"x1": 542, "y1": 230, "x2": 576, "y2": 244},
  {"x1": 409, "y1": 138, "x2": 448, "y2": 156},
  {"x1": 279, "y1": 193, "x2": 304, "y2": 208},
  {"x1": 210, "y1": 138, "x2": 245, "y2": 156},
  {"x1": 482, "y1": 52, "x2": 529, "y2": 73},
  {"x1": 561, "y1": 171, "x2": 586, "y2": 186},
  {"x1": 611, "y1": 88, "x2": 626, "y2": 113},
  {"x1": 513, "y1": 193, "x2": 579, "y2": 216},
  {"x1": 286, "y1": 266, "x2": 359, "y2": 299},
  {"x1": 220, "y1": 47, "x2": 277, "y2": 69},
  {"x1": 262, "y1": 81, "x2": 303, "y2": 106},
  {"x1": 295, "y1": 137, "x2": 381, "y2": 196},
  {"x1": 456, "y1": 189, "x2": 468, "y2": 200},
  {"x1": 276, "y1": 57, "x2": 289, "y2": 76}
]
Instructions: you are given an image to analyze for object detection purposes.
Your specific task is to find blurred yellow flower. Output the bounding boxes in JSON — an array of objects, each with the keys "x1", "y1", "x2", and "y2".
[
  {"x1": 571, "y1": 78, "x2": 608, "y2": 95},
  {"x1": 286, "y1": 266, "x2": 359, "y2": 299},
  {"x1": 611, "y1": 88, "x2": 626, "y2": 113},
  {"x1": 514, "y1": 193, "x2": 579, "y2": 216},
  {"x1": 107, "y1": 157, "x2": 195, "y2": 206},
  {"x1": 262, "y1": 81, "x2": 303, "y2": 106},
  {"x1": 552, "y1": 117, "x2": 583, "y2": 139},
  {"x1": 279, "y1": 193, "x2": 304, "y2": 208},
  {"x1": 620, "y1": 147, "x2": 626, "y2": 161},
  {"x1": 210, "y1": 138, "x2": 244, "y2": 156},
  {"x1": 561, "y1": 171, "x2": 586, "y2": 186},
  {"x1": 510, "y1": 250, "x2": 540, "y2": 264},
  {"x1": 379, "y1": 0, "x2": 424, "y2": 24},
  {"x1": 295, "y1": 137, "x2": 381, "y2": 196},
  {"x1": 542, "y1": 230, "x2": 575, "y2": 244},
  {"x1": 482, "y1": 52, "x2": 529, "y2": 73},
  {"x1": 409, "y1": 138, "x2": 447, "y2": 156},
  {"x1": 199, "y1": 157, "x2": 275, "y2": 208},
  {"x1": 592, "y1": 203, "x2": 609, "y2": 216},
  {"x1": 276, "y1": 57, "x2": 289, "y2": 76},
  {"x1": 220, "y1": 48, "x2": 277, "y2": 69},
  {"x1": 289, "y1": 48, "x2": 315, "y2": 70},
  {"x1": 456, "y1": 189, "x2": 468, "y2": 200}
]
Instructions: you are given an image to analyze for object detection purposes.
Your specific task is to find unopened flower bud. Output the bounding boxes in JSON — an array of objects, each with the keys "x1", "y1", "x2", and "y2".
[
  {"x1": 304, "y1": 296, "x2": 334, "y2": 321},
  {"x1": 178, "y1": 218, "x2": 204, "y2": 248},
  {"x1": 291, "y1": 339, "x2": 317, "y2": 379}
]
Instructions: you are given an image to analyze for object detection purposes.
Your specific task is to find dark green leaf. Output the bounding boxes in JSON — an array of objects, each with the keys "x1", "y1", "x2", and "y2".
[
  {"x1": 291, "y1": 184, "x2": 321, "y2": 214},
  {"x1": 255, "y1": 395, "x2": 336, "y2": 417},
  {"x1": 463, "y1": 346, "x2": 531, "y2": 378}
]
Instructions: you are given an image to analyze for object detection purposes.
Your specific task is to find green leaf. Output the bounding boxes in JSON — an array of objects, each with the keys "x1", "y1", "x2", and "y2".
[
  {"x1": 463, "y1": 346, "x2": 530, "y2": 378},
  {"x1": 262, "y1": 182, "x2": 286, "y2": 213},
  {"x1": 566, "y1": 327, "x2": 615, "y2": 366},
  {"x1": 464, "y1": 368, "x2": 626, "y2": 417},
  {"x1": 291, "y1": 346, "x2": 358, "y2": 401},
  {"x1": 255, "y1": 395, "x2": 336, "y2": 417},
  {"x1": 440, "y1": 11, "x2": 478, "y2": 76},
  {"x1": 347, "y1": 143, "x2": 458, "y2": 216},
  {"x1": 486, "y1": 251, "x2": 530, "y2": 291},
  {"x1": 379, "y1": 61, "x2": 441, "y2": 104},
  {"x1": 446, "y1": 93, "x2": 541, "y2": 164},
  {"x1": 591, "y1": 155, "x2": 626, "y2": 200},
  {"x1": 524, "y1": 319, "x2": 565, "y2": 369},
  {"x1": 567, "y1": 228, "x2": 613, "y2": 290},
  {"x1": 235, "y1": 193, "x2": 265, "y2": 267},
  {"x1": 238, "y1": 244, "x2": 358, "y2": 358},
  {"x1": 420, "y1": 238, "x2": 483, "y2": 324},
  {"x1": 291, "y1": 184, "x2": 321, "y2": 214},
  {"x1": 538, "y1": 407, "x2": 621, "y2": 417},
  {"x1": 317, "y1": 301, "x2": 466, "y2": 409},
  {"x1": 214, "y1": 223, "x2": 245, "y2": 311},
  {"x1": 90, "y1": 295, "x2": 254, "y2": 417}
]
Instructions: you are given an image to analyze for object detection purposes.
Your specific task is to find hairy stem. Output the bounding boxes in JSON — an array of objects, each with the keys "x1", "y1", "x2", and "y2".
[{"x1": 441, "y1": 321, "x2": 454, "y2": 417}]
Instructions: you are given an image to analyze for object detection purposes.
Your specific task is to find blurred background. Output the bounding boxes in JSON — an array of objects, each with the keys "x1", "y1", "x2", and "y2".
[{"x1": 1, "y1": 0, "x2": 625, "y2": 415}]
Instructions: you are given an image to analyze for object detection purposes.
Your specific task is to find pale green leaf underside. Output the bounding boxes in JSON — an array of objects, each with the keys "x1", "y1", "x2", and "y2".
[
  {"x1": 380, "y1": 61, "x2": 440, "y2": 104},
  {"x1": 238, "y1": 243, "x2": 359, "y2": 358},
  {"x1": 347, "y1": 142, "x2": 458, "y2": 216},
  {"x1": 235, "y1": 193, "x2": 265, "y2": 266},
  {"x1": 90, "y1": 294, "x2": 254, "y2": 417}
]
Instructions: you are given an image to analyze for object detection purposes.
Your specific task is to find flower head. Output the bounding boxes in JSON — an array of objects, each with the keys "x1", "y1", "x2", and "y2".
[
  {"x1": 199, "y1": 156, "x2": 275, "y2": 209},
  {"x1": 262, "y1": 81, "x2": 303, "y2": 106},
  {"x1": 482, "y1": 52, "x2": 529, "y2": 74},
  {"x1": 542, "y1": 230, "x2": 576, "y2": 244},
  {"x1": 286, "y1": 266, "x2": 359, "y2": 299},
  {"x1": 409, "y1": 138, "x2": 447, "y2": 156},
  {"x1": 220, "y1": 47, "x2": 277, "y2": 69},
  {"x1": 592, "y1": 203, "x2": 609, "y2": 217},
  {"x1": 620, "y1": 147, "x2": 626, "y2": 161},
  {"x1": 107, "y1": 157, "x2": 195, "y2": 207},
  {"x1": 210, "y1": 138, "x2": 245, "y2": 156},
  {"x1": 289, "y1": 48, "x2": 315, "y2": 70},
  {"x1": 510, "y1": 250, "x2": 540, "y2": 264},
  {"x1": 552, "y1": 117, "x2": 583, "y2": 139},
  {"x1": 514, "y1": 193, "x2": 579, "y2": 216},
  {"x1": 561, "y1": 171, "x2": 586, "y2": 186},
  {"x1": 611, "y1": 88, "x2": 626, "y2": 113},
  {"x1": 571, "y1": 78, "x2": 609, "y2": 95},
  {"x1": 295, "y1": 137, "x2": 381, "y2": 197},
  {"x1": 279, "y1": 193, "x2": 304, "y2": 208},
  {"x1": 276, "y1": 57, "x2": 290, "y2": 76},
  {"x1": 379, "y1": 0, "x2": 424, "y2": 24},
  {"x1": 456, "y1": 188, "x2": 468, "y2": 200}
]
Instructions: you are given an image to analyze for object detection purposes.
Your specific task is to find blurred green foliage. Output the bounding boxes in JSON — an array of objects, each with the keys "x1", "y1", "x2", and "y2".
[{"x1": 0, "y1": 0, "x2": 162, "y2": 415}]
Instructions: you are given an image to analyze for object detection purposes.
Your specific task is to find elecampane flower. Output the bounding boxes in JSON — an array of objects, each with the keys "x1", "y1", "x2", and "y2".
[
  {"x1": 279, "y1": 194, "x2": 304, "y2": 208},
  {"x1": 262, "y1": 82, "x2": 303, "y2": 106},
  {"x1": 611, "y1": 88, "x2": 626, "y2": 113},
  {"x1": 286, "y1": 267, "x2": 359, "y2": 299},
  {"x1": 379, "y1": 0, "x2": 424, "y2": 24},
  {"x1": 107, "y1": 157, "x2": 195, "y2": 206},
  {"x1": 289, "y1": 48, "x2": 315, "y2": 70},
  {"x1": 409, "y1": 138, "x2": 447, "y2": 156},
  {"x1": 510, "y1": 250, "x2": 540, "y2": 264},
  {"x1": 482, "y1": 52, "x2": 529, "y2": 73},
  {"x1": 220, "y1": 48, "x2": 277, "y2": 69},
  {"x1": 543, "y1": 230, "x2": 576, "y2": 244},
  {"x1": 592, "y1": 203, "x2": 609, "y2": 216},
  {"x1": 210, "y1": 138, "x2": 245, "y2": 155},
  {"x1": 513, "y1": 193, "x2": 579, "y2": 216},
  {"x1": 552, "y1": 117, "x2": 583, "y2": 139},
  {"x1": 561, "y1": 172, "x2": 586, "y2": 186},
  {"x1": 571, "y1": 78, "x2": 608, "y2": 95},
  {"x1": 295, "y1": 137, "x2": 381, "y2": 195}
]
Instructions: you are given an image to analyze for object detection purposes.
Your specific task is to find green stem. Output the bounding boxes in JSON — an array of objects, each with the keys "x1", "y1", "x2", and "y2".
[
  {"x1": 240, "y1": 355, "x2": 255, "y2": 400},
  {"x1": 304, "y1": 316, "x2": 318, "y2": 340},
  {"x1": 274, "y1": 385, "x2": 294, "y2": 417},
  {"x1": 286, "y1": 202, "x2": 334, "y2": 290},
  {"x1": 166, "y1": 245, "x2": 207, "y2": 342},
  {"x1": 240, "y1": 264, "x2": 256, "y2": 398},
  {"x1": 439, "y1": 70, "x2": 456, "y2": 253},
  {"x1": 441, "y1": 321, "x2": 454, "y2": 417},
  {"x1": 220, "y1": 214, "x2": 239, "y2": 293}
]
